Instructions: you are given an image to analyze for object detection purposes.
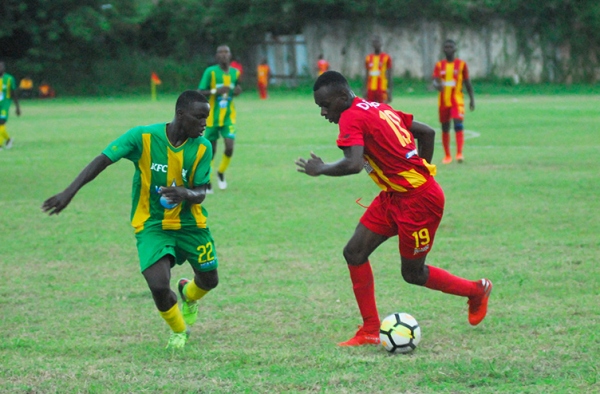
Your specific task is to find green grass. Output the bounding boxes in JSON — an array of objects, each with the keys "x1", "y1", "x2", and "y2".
[{"x1": 1, "y1": 89, "x2": 599, "y2": 393}]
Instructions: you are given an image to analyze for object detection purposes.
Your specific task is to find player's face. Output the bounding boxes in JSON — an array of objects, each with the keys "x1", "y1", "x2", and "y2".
[
  {"x1": 372, "y1": 37, "x2": 382, "y2": 52},
  {"x1": 182, "y1": 102, "x2": 210, "y2": 138},
  {"x1": 216, "y1": 46, "x2": 231, "y2": 65},
  {"x1": 314, "y1": 85, "x2": 348, "y2": 125},
  {"x1": 443, "y1": 42, "x2": 456, "y2": 57}
]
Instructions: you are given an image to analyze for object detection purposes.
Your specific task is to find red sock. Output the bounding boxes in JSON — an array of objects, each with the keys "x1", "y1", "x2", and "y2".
[
  {"x1": 442, "y1": 132, "x2": 451, "y2": 157},
  {"x1": 424, "y1": 265, "x2": 479, "y2": 297},
  {"x1": 348, "y1": 262, "x2": 380, "y2": 332},
  {"x1": 455, "y1": 131, "x2": 464, "y2": 155}
]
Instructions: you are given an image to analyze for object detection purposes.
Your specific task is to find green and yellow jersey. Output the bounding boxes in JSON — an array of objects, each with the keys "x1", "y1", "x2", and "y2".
[
  {"x1": 0, "y1": 73, "x2": 16, "y2": 120},
  {"x1": 0, "y1": 73, "x2": 16, "y2": 103},
  {"x1": 198, "y1": 65, "x2": 240, "y2": 127},
  {"x1": 102, "y1": 123, "x2": 212, "y2": 233}
]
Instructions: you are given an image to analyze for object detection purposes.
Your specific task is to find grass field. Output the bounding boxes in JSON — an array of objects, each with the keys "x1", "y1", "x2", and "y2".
[{"x1": 1, "y1": 88, "x2": 599, "y2": 393}]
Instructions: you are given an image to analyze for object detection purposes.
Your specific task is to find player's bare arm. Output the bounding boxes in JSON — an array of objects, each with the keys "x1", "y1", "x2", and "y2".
[
  {"x1": 296, "y1": 146, "x2": 363, "y2": 177},
  {"x1": 42, "y1": 154, "x2": 113, "y2": 215},
  {"x1": 432, "y1": 77, "x2": 443, "y2": 92},
  {"x1": 386, "y1": 67, "x2": 393, "y2": 103},
  {"x1": 464, "y1": 79, "x2": 475, "y2": 111},
  {"x1": 409, "y1": 121, "x2": 435, "y2": 164},
  {"x1": 158, "y1": 185, "x2": 208, "y2": 205}
]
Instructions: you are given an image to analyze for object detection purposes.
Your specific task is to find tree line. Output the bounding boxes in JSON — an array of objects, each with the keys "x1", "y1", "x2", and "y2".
[{"x1": 1, "y1": 0, "x2": 598, "y2": 95}]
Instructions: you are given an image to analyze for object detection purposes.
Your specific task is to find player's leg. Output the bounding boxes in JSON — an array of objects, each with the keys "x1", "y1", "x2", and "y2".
[
  {"x1": 338, "y1": 222, "x2": 389, "y2": 346},
  {"x1": 439, "y1": 107, "x2": 452, "y2": 163},
  {"x1": 397, "y1": 181, "x2": 492, "y2": 325},
  {"x1": 216, "y1": 128, "x2": 235, "y2": 190},
  {"x1": 338, "y1": 193, "x2": 395, "y2": 346},
  {"x1": 0, "y1": 111, "x2": 10, "y2": 149},
  {"x1": 142, "y1": 255, "x2": 189, "y2": 349},
  {"x1": 451, "y1": 105, "x2": 465, "y2": 162},
  {"x1": 178, "y1": 228, "x2": 219, "y2": 325}
]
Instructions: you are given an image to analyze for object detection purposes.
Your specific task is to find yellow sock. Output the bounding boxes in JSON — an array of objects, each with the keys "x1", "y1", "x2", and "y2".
[
  {"x1": 0, "y1": 125, "x2": 9, "y2": 146},
  {"x1": 158, "y1": 303, "x2": 186, "y2": 333},
  {"x1": 217, "y1": 154, "x2": 231, "y2": 174},
  {"x1": 184, "y1": 279, "x2": 209, "y2": 302}
]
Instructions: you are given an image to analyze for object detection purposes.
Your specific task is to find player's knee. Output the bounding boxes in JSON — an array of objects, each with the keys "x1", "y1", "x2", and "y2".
[
  {"x1": 195, "y1": 270, "x2": 219, "y2": 290},
  {"x1": 343, "y1": 245, "x2": 366, "y2": 266},
  {"x1": 401, "y1": 265, "x2": 427, "y2": 286},
  {"x1": 454, "y1": 121, "x2": 464, "y2": 132},
  {"x1": 224, "y1": 147, "x2": 233, "y2": 157}
]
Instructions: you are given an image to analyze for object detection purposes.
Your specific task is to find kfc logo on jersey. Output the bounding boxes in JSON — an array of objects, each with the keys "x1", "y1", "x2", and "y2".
[{"x1": 151, "y1": 163, "x2": 168, "y2": 173}]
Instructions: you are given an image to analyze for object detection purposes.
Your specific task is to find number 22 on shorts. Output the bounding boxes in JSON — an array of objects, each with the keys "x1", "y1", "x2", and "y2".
[{"x1": 197, "y1": 241, "x2": 215, "y2": 263}]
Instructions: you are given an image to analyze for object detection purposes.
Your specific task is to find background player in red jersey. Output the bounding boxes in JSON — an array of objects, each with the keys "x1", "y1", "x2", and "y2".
[
  {"x1": 316, "y1": 53, "x2": 329, "y2": 76},
  {"x1": 296, "y1": 71, "x2": 492, "y2": 347},
  {"x1": 364, "y1": 35, "x2": 393, "y2": 103},
  {"x1": 432, "y1": 39, "x2": 475, "y2": 164}
]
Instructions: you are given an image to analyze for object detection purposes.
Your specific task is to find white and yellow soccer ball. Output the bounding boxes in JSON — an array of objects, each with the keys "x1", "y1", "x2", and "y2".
[{"x1": 379, "y1": 312, "x2": 422, "y2": 354}]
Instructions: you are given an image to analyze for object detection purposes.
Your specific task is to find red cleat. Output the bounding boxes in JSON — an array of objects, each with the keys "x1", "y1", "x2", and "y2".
[
  {"x1": 442, "y1": 156, "x2": 452, "y2": 164},
  {"x1": 456, "y1": 153, "x2": 464, "y2": 163},
  {"x1": 338, "y1": 326, "x2": 380, "y2": 347},
  {"x1": 468, "y1": 279, "x2": 493, "y2": 325}
]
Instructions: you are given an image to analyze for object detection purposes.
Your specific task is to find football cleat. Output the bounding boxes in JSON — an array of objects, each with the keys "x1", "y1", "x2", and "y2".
[
  {"x1": 338, "y1": 325, "x2": 381, "y2": 347},
  {"x1": 206, "y1": 183, "x2": 214, "y2": 194},
  {"x1": 456, "y1": 153, "x2": 464, "y2": 163},
  {"x1": 5, "y1": 138, "x2": 13, "y2": 149},
  {"x1": 468, "y1": 278, "x2": 493, "y2": 326},
  {"x1": 178, "y1": 278, "x2": 199, "y2": 325},
  {"x1": 217, "y1": 172, "x2": 227, "y2": 190},
  {"x1": 442, "y1": 156, "x2": 452, "y2": 164},
  {"x1": 165, "y1": 328, "x2": 190, "y2": 350}
]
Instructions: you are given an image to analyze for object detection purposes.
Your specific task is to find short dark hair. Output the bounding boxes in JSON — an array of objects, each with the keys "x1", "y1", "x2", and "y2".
[
  {"x1": 444, "y1": 39, "x2": 456, "y2": 46},
  {"x1": 313, "y1": 70, "x2": 350, "y2": 92},
  {"x1": 176, "y1": 90, "x2": 208, "y2": 111}
]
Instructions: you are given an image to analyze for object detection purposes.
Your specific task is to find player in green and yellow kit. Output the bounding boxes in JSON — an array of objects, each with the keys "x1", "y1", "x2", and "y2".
[
  {"x1": 0, "y1": 61, "x2": 21, "y2": 150},
  {"x1": 42, "y1": 91, "x2": 218, "y2": 350},
  {"x1": 198, "y1": 45, "x2": 242, "y2": 192}
]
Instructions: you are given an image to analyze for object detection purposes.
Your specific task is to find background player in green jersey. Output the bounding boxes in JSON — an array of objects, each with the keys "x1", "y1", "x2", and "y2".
[
  {"x1": 0, "y1": 61, "x2": 21, "y2": 150},
  {"x1": 42, "y1": 90, "x2": 219, "y2": 350},
  {"x1": 198, "y1": 45, "x2": 242, "y2": 192}
]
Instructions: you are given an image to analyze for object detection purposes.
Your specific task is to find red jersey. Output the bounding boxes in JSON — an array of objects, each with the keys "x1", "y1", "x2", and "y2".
[
  {"x1": 337, "y1": 97, "x2": 436, "y2": 195},
  {"x1": 432, "y1": 59, "x2": 469, "y2": 108},
  {"x1": 317, "y1": 59, "x2": 329, "y2": 75},
  {"x1": 365, "y1": 53, "x2": 392, "y2": 92}
]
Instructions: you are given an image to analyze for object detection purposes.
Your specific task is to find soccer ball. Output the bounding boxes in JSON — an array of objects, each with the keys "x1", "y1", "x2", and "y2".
[{"x1": 379, "y1": 312, "x2": 422, "y2": 354}]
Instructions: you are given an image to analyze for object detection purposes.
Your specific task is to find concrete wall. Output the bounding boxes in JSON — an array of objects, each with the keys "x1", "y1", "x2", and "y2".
[{"x1": 303, "y1": 19, "x2": 547, "y2": 82}]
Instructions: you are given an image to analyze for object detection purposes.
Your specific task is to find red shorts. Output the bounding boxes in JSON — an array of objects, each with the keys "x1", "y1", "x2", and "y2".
[
  {"x1": 359, "y1": 180, "x2": 445, "y2": 259},
  {"x1": 438, "y1": 105, "x2": 464, "y2": 123},
  {"x1": 366, "y1": 90, "x2": 388, "y2": 103}
]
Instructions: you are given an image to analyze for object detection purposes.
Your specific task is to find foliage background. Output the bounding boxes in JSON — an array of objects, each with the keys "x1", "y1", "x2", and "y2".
[{"x1": 1, "y1": 0, "x2": 600, "y2": 94}]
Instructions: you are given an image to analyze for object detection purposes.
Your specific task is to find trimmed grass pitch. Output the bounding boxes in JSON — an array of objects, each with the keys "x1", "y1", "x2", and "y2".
[{"x1": 1, "y1": 89, "x2": 599, "y2": 393}]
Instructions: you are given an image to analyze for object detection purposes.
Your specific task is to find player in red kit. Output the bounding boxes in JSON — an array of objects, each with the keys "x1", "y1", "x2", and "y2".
[{"x1": 296, "y1": 71, "x2": 492, "y2": 346}]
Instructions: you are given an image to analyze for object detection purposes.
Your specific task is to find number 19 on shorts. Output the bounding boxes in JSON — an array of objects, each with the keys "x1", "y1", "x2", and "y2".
[{"x1": 412, "y1": 228, "x2": 431, "y2": 254}]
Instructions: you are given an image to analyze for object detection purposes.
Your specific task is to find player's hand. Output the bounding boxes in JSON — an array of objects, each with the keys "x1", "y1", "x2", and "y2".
[
  {"x1": 16, "y1": 107, "x2": 21, "y2": 116},
  {"x1": 233, "y1": 85, "x2": 242, "y2": 96},
  {"x1": 470, "y1": 101, "x2": 475, "y2": 111},
  {"x1": 158, "y1": 186, "x2": 188, "y2": 204},
  {"x1": 295, "y1": 152, "x2": 324, "y2": 176},
  {"x1": 216, "y1": 86, "x2": 230, "y2": 95},
  {"x1": 42, "y1": 191, "x2": 74, "y2": 215},
  {"x1": 387, "y1": 91, "x2": 393, "y2": 103}
]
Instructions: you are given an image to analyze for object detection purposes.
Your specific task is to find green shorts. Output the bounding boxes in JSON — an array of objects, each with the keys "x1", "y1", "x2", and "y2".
[
  {"x1": 204, "y1": 124, "x2": 236, "y2": 141},
  {"x1": 135, "y1": 225, "x2": 218, "y2": 273},
  {"x1": 0, "y1": 100, "x2": 12, "y2": 122}
]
